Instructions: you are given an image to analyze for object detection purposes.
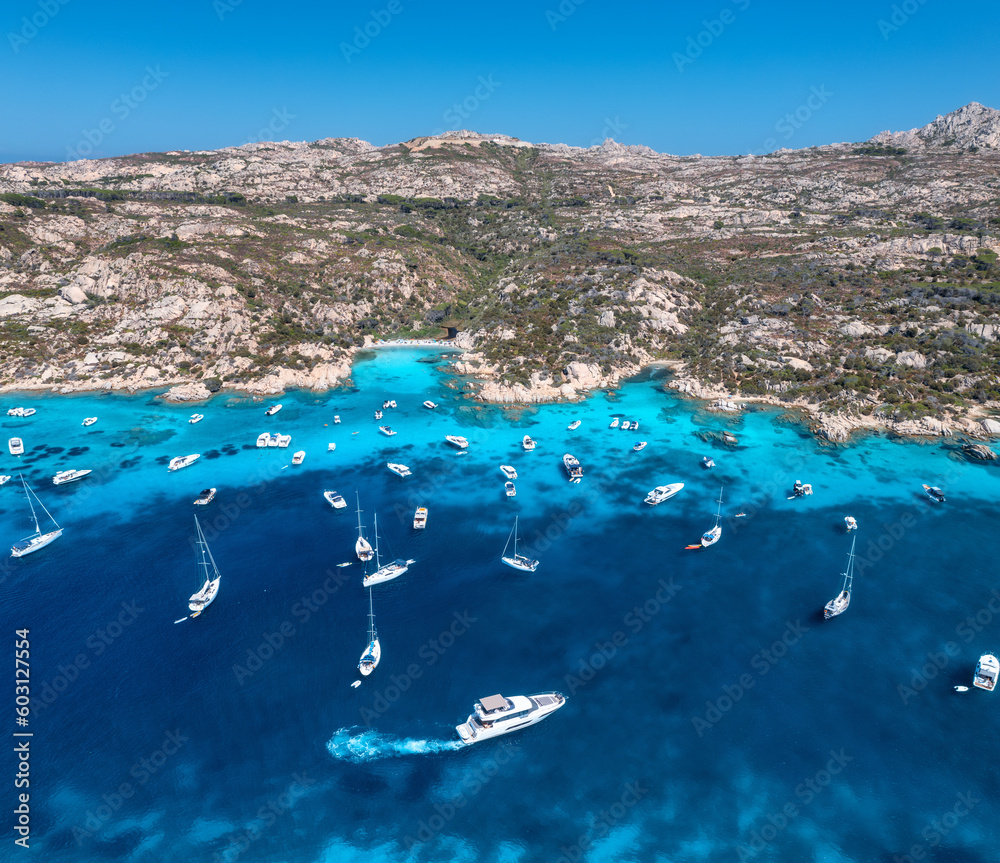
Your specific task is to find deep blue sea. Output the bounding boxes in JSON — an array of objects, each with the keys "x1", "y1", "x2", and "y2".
[{"x1": 5, "y1": 347, "x2": 1000, "y2": 863}]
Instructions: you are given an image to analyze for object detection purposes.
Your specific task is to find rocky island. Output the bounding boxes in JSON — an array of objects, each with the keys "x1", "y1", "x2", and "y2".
[{"x1": 2, "y1": 102, "x2": 1000, "y2": 441}]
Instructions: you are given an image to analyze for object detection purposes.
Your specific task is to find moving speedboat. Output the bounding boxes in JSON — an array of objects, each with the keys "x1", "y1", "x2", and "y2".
[
  {"x1": 291, "y1": 451, "x2": 305, "y2": 465},
  {"x1": 387, "y1": 462, "x2": 412, "y2": 477},
  {"x1": 168, "y1": 454, "x2": 200, "y2": 471},
  {"x1": 844, "y1": 516, "x2": 857, "y2": 531},
  {"x1": 568, "y1": 419, "x2": 581, "y2": 430},
  {"x1": 413, "y1": 507, "x2": 428, "y2": 529},
  {"x1": 500, "y1": 465, "x2": 517, "y2": 480},
  {"x1": 423, "y1": 400, "x2": 438, "y2": 410},
  {"x1": 189, "y1": 414, "x2": 204, "y2": 424},
  {"x1": 521, "y1": 435, "x2": 536, "y2": 451},
  {"x1": 324, "y1": 490, "x2": 347, "y2": 509},
  {"x1": 504, "y1": 481, "x2": 516, "y2": 498},
  {"x1": 52, "y1": 469, "x2": 92, "y2": 485},
  {"x1": 973, "y1": 654, "x2": 999, "y2": 691},
  {"x1": 923, "y1": 484, "x2": 946, "y2": 503},
  {"x1": 8, "y1": 438, "x2": 24, "y2": 456},
  {"x1": 193, "y1": 487, "x2": 216, "y2": 505},
  {"x1": 82, "y1": 417, "x2": 97, "y2": 426},
  {"x1": 455, "y1": 692, "x2": 565, "y2": 745},
  {"x1": 378, "y1": 426, "x2": 396, "y2": 436},
  {"x1": 633, "y1": 441, "x2": 647, "y2": 452},
  {"x1": 562, "y1": 453, "x2": 583, "y2": 483},
  {"x1": 265, "y1": 404, "x2": 282, "y2": 416},
  {"x1": 446, "y1": 435, "x2": 469, "y2": 449},
  {"x1": 644, "y1": 482, "x2": 684, "y2": 506}
]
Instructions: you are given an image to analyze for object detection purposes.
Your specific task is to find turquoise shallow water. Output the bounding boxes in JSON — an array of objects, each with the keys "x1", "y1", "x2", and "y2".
[{"x1": 6, "y1": 348, "x2": 1000, "y2": 863}]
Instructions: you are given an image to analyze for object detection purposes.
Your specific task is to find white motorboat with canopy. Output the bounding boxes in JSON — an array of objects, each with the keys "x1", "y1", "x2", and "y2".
[{"x1": 455, "y1": 692, "x2": 565, "y2": 744}]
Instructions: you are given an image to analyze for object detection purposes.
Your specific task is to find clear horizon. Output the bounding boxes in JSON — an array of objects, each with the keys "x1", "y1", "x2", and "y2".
[{"x1": 4, "y1": 0, "x2": 1000, "y2": 164}]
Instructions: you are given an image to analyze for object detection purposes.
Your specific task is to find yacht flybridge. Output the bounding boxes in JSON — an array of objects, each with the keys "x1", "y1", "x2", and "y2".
[
  {"x1": 455, "y1": 692, "x2": 566, "y2": 745},
  {"x1": 446, "y1": 435, "x2": 469, "y2": 449},
  {"x1": 562, "y1": 453, "x2": 583, "y2": 483}
]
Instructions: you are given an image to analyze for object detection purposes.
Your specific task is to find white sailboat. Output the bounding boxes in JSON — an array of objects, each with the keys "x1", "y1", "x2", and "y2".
[
  {"x1": 355, "y1": 493, "x2": 374, "y2": 562},
  {"x1": 11, "y1": 475, "x2": 62, "y2": 558},
  {"x1": 700, "y1": 487, "x2": 724, "y2": 547},
  {"x1": 363, "y1": 514, "x2": 414, "y2": 587},
  {"x1": 358, "y1": 588, "x2": 381, "y2": 676},
  {"x1": 501, "y1": 516, "x2": 538, "y2": 572},
  {"x1": 187, "y1": 514, "x2": 221, "y2": 617},
  {"x1": 823, "y1": 535, "x2": 857, "y2": 620}
]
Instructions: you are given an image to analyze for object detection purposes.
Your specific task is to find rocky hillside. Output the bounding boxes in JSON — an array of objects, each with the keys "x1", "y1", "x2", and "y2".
[{"x1": 2, "y1": 104, "x2": 1000, "y2": 439}]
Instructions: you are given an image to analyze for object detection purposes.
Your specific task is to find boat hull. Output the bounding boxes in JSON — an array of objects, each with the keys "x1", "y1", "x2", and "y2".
[
  {"x1": 363, "y1": 560, "x2": 411, "y2": 587},
  {"x1": 11, "y1": 528, "x2": 63, "y2": 558},
  {"x1": 456, "y1": 692, "x2": 565, "y2": 745},
  {"x1": 359, "y1": 639, "x2": 381, "y2": 676}
]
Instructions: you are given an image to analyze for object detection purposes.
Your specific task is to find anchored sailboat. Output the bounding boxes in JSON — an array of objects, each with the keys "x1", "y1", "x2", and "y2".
[
  {"x1": 823, "y1": 535, "x2": 857, "y2": 620},
  {"x1": 187, "y1": 514, "x2": 222, "y2": 618},
  {"x1": 698, "y1": 487, "x2": 724, "y2": 548},
  {"x1": 355, "y1": 493, "x2": 373, "y2": 562},
  {"x1": 11, "y1": 474, "x2": 62, "y2": 557},
  {"x1": 363, "y1": 513, "x2": 414, "y2": 587},
  {"x1": 501, "y1": 516, "x2": 538, "y2": 572},
  {"x1": 358, "y1": 588, "x2": 381, "y2": 676}
]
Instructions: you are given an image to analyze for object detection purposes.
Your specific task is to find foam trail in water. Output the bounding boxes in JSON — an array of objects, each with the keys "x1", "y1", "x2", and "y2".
[{"x1": 326, "y1": 727, "x2": 463, "y2": 762}]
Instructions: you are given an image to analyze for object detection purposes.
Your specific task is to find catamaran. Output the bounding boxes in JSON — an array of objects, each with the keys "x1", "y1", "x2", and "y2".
[
  {"x1": 363, "y1": 514, "x2": 414, "y2": 587},
  {"x1": 187, "y1": 514, "x2": 221, "y2": 617},
  {"x1": 501, "y1": 516, "x2": 538, "y2": 572},
  {"x1": 455, "y1": 692, "x2": 565, "y2": 745},
  {"x1": 700, "y1": 487, "x2": 724, "y2": 547},
  {"x1": 11, "y1": 475, "x2": 62, "y2": 557},
  {"x1": 355, "y1": 493, "x2": 374, "y2": 562},
  {"x1": 358, "y1": 588, "x2": 381, "y2": 676},
  {"x1": 823, "y1": 535, "x2": 857, "y2": 620}
]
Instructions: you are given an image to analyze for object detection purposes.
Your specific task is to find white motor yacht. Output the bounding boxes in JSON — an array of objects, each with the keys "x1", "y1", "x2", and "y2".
[
  {"x1": 189, "y1": 414, "x2": 204, "y2": 424},
  {"x1": 52, "y1": 469, "x2": 92, "y2": 485},
  {"x1": 324, "y1": 490, "x2": 347, "y2": 509},
  {"x1": 378, "y1": 426, "x2": 396, "y2": 436},
  {"x1": 276, "y1": 434, "x2": 292, "y2": 448},
  {"x1": 973, "y1": 654, "x2": 999, "y2": 691},
  {"x1": 267, "y1": 433, "x2": 280, "y2": 447},
  {"x1": 423, "y1": 400, "x2": 438, "y2": 410},
  {"x1": 8, "y1": 438, "x2": 24, "y2": 456},
  {"x1": 256, "y1": 433, "x2": 269, "y2": 448},
  {"x1": 168, "y1": 454, "x2": 201, "y2": 471},
  {"x1": 500, "y1": 465, "x2": 517, "y2": 480},
  {"x1": 633, "y1": 441, "x2": 647, "y2": 452},
  {"x1": 504, "y1": 481, "x2": 516, "y2": 497},
  {"x1": 265, "y1": 404, "x2": 282, "y2": 416},
  {"x1": 0, "y1": 476, "x2": 10, "y2": 486},
  {"x1": 193, "y1": 488, "x2": 216, "y2": 505},
  {"x1": 644, "y1": 482, "x2": 684, "y2": 506},
  {"x1": 455, "y1": 692, "x2": 565, "y2": 745},
  {"x1": 562, "y1": 453, "x2": 583, "y2": 483},
  {"x1": 413, "y1": 507, "x2": 427, "y2": 529},
  {"x1": 923, "y1": 484, "x2": 946, "y2": 503},
  {"x1": 568, "y1": 419, "x2": 581, "y2": 430},
  {"x1": 387, "y1": 462, "x2": 412, "y2": 477},
  {"x1": 20, "y1": 408, "x2": 35, "y2": 417},
  {"x1": 609, "y1": 418, "x2": 619, "y2": 428},
  {"x1": 82, "y1": 417, "x2": 98, "y2": 427},
  {"x1": 521, "y1": 435, "x2": 536, "y2": 451},
  {"x1": 445, "y1": 435, "x2": 469, "y2": 449},
  {"x1": 292, "y1": 451, "x2": 306, "y2": 465},
  {"x1": 844, "y1": 516, "x2": 858, "y2": 531}
]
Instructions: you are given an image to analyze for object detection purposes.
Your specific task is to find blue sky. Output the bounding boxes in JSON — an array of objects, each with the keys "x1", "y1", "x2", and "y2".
[{"x1": 4, "y1": 0, "x2": 999, "y2": 162}]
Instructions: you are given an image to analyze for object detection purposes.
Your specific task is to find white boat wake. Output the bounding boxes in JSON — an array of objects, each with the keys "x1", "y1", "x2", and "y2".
[{"x1": 326, "y1": 728, "x2": 463, "y2": 763}]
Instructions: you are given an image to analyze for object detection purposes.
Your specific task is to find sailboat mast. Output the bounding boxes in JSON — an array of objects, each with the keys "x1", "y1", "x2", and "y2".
[
  {"x1": 355, "y1": 491, "x2": 364, "y2": 537},
  {"x1": 367, "y1": 588, "x2": 376, "y2": 639},
  {"x1": 714, "y1": 486, "x2": 724, "y2": 526},
  {"x1": 373, "y1": 513, "x2": 381, "y2": 569},
  {"x1": 193, "y1": 515, "x2": 213, "y2": 580},
  {"x1": 19, "y1": 475, "x2": 41, "y2": 534},
  {"x1": 843, "y1": 535, "x2": 857, "y2": 592}
]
